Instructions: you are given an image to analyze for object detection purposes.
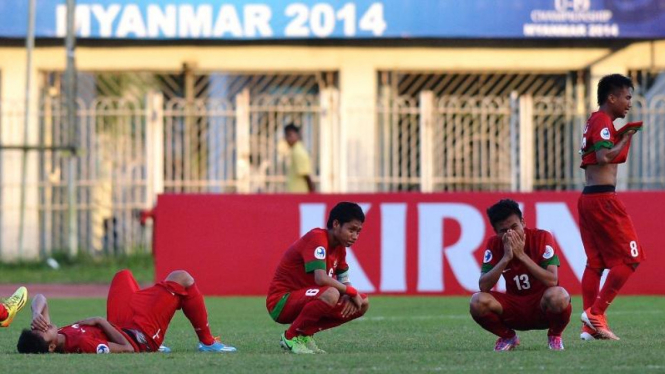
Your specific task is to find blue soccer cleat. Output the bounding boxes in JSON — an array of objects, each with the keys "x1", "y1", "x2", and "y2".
[
  {"x1": 198, "y1": 337, "x2": 237, "y2": 353},
  {"x1": 158, "y1": 345, "x2": 171, "y2": 353}
]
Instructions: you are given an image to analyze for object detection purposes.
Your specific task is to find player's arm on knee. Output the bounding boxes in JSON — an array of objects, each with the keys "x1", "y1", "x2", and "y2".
[{"x1": 313, "y1": 269, "x2": 356, "y2": 297}]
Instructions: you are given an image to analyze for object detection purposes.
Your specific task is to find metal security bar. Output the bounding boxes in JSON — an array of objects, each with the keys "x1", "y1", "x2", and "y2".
[{"x1": 432, "y1": 95, "x2": 514, "y2": 191}]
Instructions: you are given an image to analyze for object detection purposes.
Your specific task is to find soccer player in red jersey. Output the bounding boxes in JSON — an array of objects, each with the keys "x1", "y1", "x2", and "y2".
[
  {"x1": 16, "y1": 269, "x2": 236, "y2": 354},
  {"x1": 578, "y1": 74, "x2": 644, "y2": 341},
  {"x1": 266, "y1": 202, "x2": 369, "y2": 354},
  {"x1": 470, "y1": 199, "x2": 571, "y2": 351}
]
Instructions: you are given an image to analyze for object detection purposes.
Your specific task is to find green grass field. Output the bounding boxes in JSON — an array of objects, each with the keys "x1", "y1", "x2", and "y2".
[{"x1": 1, "y1": 296, "x2": 663, "y2": 373}]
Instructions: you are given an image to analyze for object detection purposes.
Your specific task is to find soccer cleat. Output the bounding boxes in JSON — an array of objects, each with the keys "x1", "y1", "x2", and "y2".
[
  {"x1": 0, "y1": 286, "x2": 28, "y2": 328},
  {"x1": 494, "y1": 335, "x2": 520, "y2": 351},
  {"x1": 158, "y1": 345, "x2": 171, "y2": 353},
  {"x1": 280, "y1": 333, "x2": 314, "y2": 354},
  {"x1": 300, "y1": 335, "x2": 326, "y2": 354},
  {"x1": 581, "y1": 308, "x2": 620, "y2": 340},
  {"x1": 548, "y1": 335, "x2": 564, "y2": 351},
  {"x1": 198, "y1": 336, "x2": 237, "y2": 353},
  {"x1": 580, "y1": 324, "x2": 601, "y2": 341}
]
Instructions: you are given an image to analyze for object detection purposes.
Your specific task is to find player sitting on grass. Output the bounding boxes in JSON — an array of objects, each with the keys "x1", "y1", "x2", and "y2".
[
  {"x1": 266, "y1": 202, "x2": 369, "y2": 354},
  {"x1": 0, "y1": 286, "x2": 28, "y2": 328},
  {"x1": 16, "y1": 269, "x2": 236, "y2": 354},
  {"x1": 470, "y1": 199, "x2": 571, "y2": 351}
]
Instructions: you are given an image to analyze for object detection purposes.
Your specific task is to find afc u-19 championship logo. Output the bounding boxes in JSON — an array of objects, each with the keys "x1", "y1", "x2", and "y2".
[
  {"x1": 96, "y1": 344, "x2": 110, "y2": 354},
  {"x1": 314, "y1": 246, "x2": 326, "y2": 260}
]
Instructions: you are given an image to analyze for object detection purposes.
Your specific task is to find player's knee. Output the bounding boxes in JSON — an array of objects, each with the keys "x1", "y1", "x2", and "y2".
[
  {"x1": 469, "y1": 292, "x2": 490, "y2": 315},
  {"x1": 543, "y1": 287, "x2": 569, "y2": 312},
  {"x1": 360, "y1": 296, "x2": 370, "y2": 315},
  {"x1": 319, "y1": 287, "x2": 340, "y2": 305},
  {"x1": 166, "y1": 270, "x2": 194, "y2": 287}
]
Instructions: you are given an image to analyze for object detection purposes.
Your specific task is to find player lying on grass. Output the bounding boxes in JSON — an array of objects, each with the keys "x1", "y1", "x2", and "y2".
[
  {"x1": 470, "y1": 199, "x2": 571, "y2": 351},
  {"x1": 0, "y1": 286, "x2": 28, "y2": 328},
  {"x1": 17, "y1": 269, "x2": 236, "y2": 354},
  {"x1": 266, "y1": 202, "x2": 369, "y2": 354}
]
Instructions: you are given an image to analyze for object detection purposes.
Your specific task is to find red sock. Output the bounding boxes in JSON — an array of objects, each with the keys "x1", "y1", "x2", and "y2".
[
  {"x1": 301, "y1": 303, "x2": 366, "y2": 336},
  {"x1": 286, "y1": 299, "x2": 333, "y2": 339},
  {"x1": 181, "y1": 283, "x2": 215, "y2": 345},
  {"x1": 591, "y1": 263, "x2": 634, "y2": 315},
  {"x1": 581, "y1": 266, "x2": 602, "y2": 311},
  {"x1": 0, "y1": 304, "x2": 7, "y2": 321},
  {"x1": 471, "y1": 312, "x2": 515, "y2": 339},
  {"x1": 546, "y1": 303, "x2": 572, "y2": 337}
]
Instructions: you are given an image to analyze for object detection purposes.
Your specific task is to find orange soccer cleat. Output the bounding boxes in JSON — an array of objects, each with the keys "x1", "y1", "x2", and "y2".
[
  {"x1": 580, "y1": 323, "x2": 602, "y2": 341},
  {"x1": 581, "y1": 308, "x2": 620, "y2": 341}
]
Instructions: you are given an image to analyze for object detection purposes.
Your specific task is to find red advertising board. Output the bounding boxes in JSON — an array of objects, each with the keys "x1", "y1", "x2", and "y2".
[{"x1": 153, "y1": 192, "x2": 665, "y2": 296}]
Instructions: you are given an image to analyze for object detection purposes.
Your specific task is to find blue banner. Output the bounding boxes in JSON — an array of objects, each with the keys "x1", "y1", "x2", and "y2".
[{"x1": 1, "y1": 0, "x2": 664, "y2": 39}]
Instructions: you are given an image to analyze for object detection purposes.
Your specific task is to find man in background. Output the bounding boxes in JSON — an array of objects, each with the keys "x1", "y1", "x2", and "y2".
[{"x1": 284, "y1": 124, "x2": 315, "y2": 193}]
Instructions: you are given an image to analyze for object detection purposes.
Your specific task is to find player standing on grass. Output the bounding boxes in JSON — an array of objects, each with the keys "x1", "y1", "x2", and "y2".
[
  {"x1": 470, "y1": 199, "x2": 571, "y2": 351},
  {"x1": 266, "y1": 202, "x2": 369, "y2": 354},
  {"x1": 16, "y1": 269, "x2": 236, "y2": 354},
  {"x1": 0, "y1": 287, "x2": 28, "y2": 328},
  {"x1": 578, "y1": 74, "x2": 645, "y2": 341}
]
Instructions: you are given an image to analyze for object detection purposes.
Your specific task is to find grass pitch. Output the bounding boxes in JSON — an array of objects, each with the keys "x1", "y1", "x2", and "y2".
[{"x1": 1, "y1": 296, "x2": 663, "y2": 373}]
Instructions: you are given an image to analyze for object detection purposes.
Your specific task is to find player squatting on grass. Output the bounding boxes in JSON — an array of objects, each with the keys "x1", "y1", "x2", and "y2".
[
  {"x1": 266, "y1": 202, "x2": 370, "y2": 354},
  {"x1": 16, "y1": 270, "x2": 236, "y2": 354},
  {"x1": 470, "y1": 199, "x2": 572, "y2": 351},
  {"x1": 578, "y1": 74, "x2": 646, "y2": 341}
]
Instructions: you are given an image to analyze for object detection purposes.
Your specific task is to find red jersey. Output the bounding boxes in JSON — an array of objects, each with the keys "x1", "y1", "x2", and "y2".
[
  {"x1": 58, "y1": 323, "x2": 134, "y2": 354},
  {"x1": 580, "y1": 111, "x2": 631, "y2": 168},
  {"x1": 480, "y1": 227, "x2": 560, "y2": 296},
  {"x1": 268, "y1": 228, "x2": 349, "y2": 297}
]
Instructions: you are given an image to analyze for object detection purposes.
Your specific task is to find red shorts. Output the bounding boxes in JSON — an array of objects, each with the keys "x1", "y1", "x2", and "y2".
[
  {"x1": 490, "y1": 291, "x2": 548, "y2": 331},
  {"x1": 107, "y1": 270, "x2": 185, "y2": 352},
  {"x1": 578, "y1": 192, "x2": 646, "y2": 269},
  {"x1": 267, "y1": 287, "x2": 367, "y2": 324}
]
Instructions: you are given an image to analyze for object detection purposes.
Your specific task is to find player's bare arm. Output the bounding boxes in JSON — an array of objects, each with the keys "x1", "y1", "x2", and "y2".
[
  {"x1": 75, "y1": 317, "x2": 135, "y2": 353},
  {"x1": 478, "y1": 240, "x2": 512, "y2": 292},
  {"x1": 304, "y1": 175, "x2": 315, "y2": 193},
  {"x1": 30, "y1": 294, "x2": 51, "y2": 332},
  {"x1": 586, "y1": 130, "x2": 637, "y2": 186},
  {"x1": 313, "y1": 269, "x2": 362, "y2": 311},
  {"x1": 507, "y1": 231, "x2": 558, "y2": 287}
]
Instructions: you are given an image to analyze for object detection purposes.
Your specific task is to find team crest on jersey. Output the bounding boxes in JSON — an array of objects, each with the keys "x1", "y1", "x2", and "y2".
[
  {"x1": 96, "y1": 344, "x2": 110, "y2": 354},
  {"x1": 543, "y1": 245, "x2": 554, "y2": 259},
  {"x1": 601, "y1": 128, "x2": 611, "y2": 140},
  {"x1": 483, "y1": 249, "x2": 492, "y2": 263},
  {"x1": 314, "y1": 246, "x2": 326, "y2": 260}
]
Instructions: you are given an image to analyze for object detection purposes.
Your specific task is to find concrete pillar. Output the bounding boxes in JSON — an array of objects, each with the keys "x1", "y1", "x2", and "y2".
[
  {"x1": 339, "y1": 59, "x2": 376, "y2": 192},
  {"x1": 0, "y1": 49, "x2": 40, "y2": 260}
]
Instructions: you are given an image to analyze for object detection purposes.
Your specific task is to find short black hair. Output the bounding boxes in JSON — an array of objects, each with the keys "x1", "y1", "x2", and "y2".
[
  {"x1": 486, "y1": 199, "x2": 523, "y2": 229},
  {"x1": 17, "y1": 329, "x2": 50, "y2": 354},
  {"x1": 284, "y1": 123, "x2": 300, "y2": 134},
  {"x1": 597, "y1": 74, "x2": 633, "y2": 106},
  {"x1": 326, "y1": 202, "x2": 365, "y2": 229}
]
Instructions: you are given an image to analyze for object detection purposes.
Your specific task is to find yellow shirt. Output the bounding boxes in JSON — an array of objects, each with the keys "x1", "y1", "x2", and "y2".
[{"x1": 287, "y1": 141, "x2": 312, "y2": 193}]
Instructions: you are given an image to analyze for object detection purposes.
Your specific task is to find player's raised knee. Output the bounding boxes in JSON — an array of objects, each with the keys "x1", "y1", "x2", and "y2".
[
  {"x1": 543, "y1": 286, "x2": 570, "y2": 312},
  {"x1": 165, "y1": 270, "x2": 194, "y2": 287},
  {"x1": 359, "y1": 296, "x2": 370, "y2": 314},
  {"x1": 319, "y1": 287, "x2": 340, "y2": 305},
  {"x1": 469, "y1": 292, "x2": 492, "y2": 315}
]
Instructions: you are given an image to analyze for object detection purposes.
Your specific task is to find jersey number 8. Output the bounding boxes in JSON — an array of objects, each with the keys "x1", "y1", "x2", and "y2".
[{"x1": 630, "y1": 241, "x2": 639, "y2": 257}]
